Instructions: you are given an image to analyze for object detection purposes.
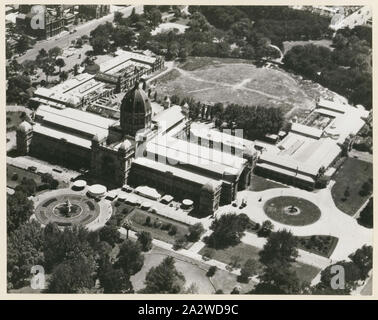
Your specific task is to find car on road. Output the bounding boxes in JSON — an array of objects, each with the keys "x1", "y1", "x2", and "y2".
[{"x1": 27, "y1": 166, "x2": 37, "y2": 172}]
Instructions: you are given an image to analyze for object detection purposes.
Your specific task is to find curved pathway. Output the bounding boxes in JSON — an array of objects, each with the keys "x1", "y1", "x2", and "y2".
[{"x1": 216, "y1": 187, "x2": 372, "y2": 262}]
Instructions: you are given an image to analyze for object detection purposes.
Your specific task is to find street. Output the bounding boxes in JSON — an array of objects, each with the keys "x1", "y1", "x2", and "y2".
[{"x1": 16, "y1": 5, "x2": 143, "y2": 64}]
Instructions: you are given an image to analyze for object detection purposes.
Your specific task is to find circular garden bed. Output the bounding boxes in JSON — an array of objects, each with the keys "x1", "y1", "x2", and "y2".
[
  {"x1": 263, "y1": 196, "x2": 321, "y2": 226},
  {"x1": 35, "y1": 194, "x2": 100, "y2": 227}
]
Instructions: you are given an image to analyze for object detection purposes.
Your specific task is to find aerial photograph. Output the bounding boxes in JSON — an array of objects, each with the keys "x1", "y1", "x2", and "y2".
[{"x1": 5, "y1": 4, "x2": 373, "y2": 296}]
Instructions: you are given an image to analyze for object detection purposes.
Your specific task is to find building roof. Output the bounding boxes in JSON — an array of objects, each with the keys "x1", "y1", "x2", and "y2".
[
  {"x1": 33, "y1": 124, "x2": 92, "y2": 149},
  {"x1": 35, "y1": 104, "x2": 115, "y2": 140},
  {"x1": 190, "y1": 122, "x2": 254, "y2": 153},
  {"x1": 291, "y1": 123, "x2": 323, "y2": 139},
  {"x1": 99, "y1": 49, "x2": 157, "y2": 74},
  {"x1": 147, "y1": 135, "x2": 247, "y2": 177},
  {"x1": 317, "y1": 98, "x2": 346, "y2": 114},
  {"x1": 133, "y1": 157, "x2": 223, "y2": 188},
  {"x1": 152, "y1": 105, "x2": 185, "y2": 133}
]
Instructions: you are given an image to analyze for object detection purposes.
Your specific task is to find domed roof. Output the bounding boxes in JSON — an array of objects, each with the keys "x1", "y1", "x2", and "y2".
[
  {"x1": 84, "y1": 62, "x2": 100, "y2": 75},
  {"x1": 92, "y1": 134, "x2": 100, "y2": 142},
  {"x1": 121, "y1": 81, "x2": 152, "y2": 115},
  {"x1": 118, "y1": 140, "x2": 132, "y2": 151},
  {"x1": 18, "y1": 121, "x2": 32, "y2": 132}
]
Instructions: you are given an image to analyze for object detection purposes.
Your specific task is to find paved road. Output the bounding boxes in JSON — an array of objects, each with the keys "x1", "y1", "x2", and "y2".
[{"x1": 17, "y1": 5, "x2": 143, "y2": 64}]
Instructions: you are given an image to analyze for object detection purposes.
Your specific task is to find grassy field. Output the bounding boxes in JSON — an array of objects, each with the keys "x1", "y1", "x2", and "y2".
[
  {"x1": 128, "y1": 208, "x2": 190, "y2": 246},
  {"x1": 263, "y1": 196, "x2": 321, "y2": 226},
  {"x1": 154, "y1": 57, "x2": 316, "y2": 117},
  {"x1": 199, "y1": 243, "x2": 320, "y2": 284},
  {"x1": 7, "y1": 164, "x2": 42, "y2": 189},
  {"x1": 7, "y1": 164, "x2": 69, "y2": 191},
  {"x1": 331, "y1": 158, "x2": 373, "y2": 216},
  {"x1": 130, "y1": 245, "x2": 256, "y2": 294}
]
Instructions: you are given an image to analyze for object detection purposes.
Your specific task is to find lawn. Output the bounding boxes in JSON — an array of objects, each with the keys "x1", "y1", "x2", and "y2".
[
  {"x1": 154, "y1": 57, "x2": 315, "y2": 116},
  {"x1": 199, "y1": 243, "x2": 320, "y2": 284},
  {"x1": 331, "y1": 158, "x2": 373, "y2": 216},
  {"x1": 249, "y1": 173, "x2": 288, "y2": 192},
  {"x1": 7, "y1": 164, "x2": 42, "y2": 189},
  {"x1": 7, "y1": 164, "x2": 68, "y2": 191},
  {"x1": 125, "y1": 242, "x2": 257, "y2": 294},
  {"x1": 128, "y1": 208, "x2": 191, "y2": 246},
  {"x1": 264, "y1": 196, "x2": 321, "y2": 226}
]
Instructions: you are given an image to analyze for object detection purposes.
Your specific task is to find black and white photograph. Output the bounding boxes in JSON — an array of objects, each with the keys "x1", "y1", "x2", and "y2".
[{"x1": 4, "y1": 2, "x2": 374, "y2": 297}]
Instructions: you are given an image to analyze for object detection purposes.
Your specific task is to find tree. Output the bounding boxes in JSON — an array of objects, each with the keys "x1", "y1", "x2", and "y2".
[
  {"x1": 259, "y1": 229, "x2": 298, "y2": 267},
  {"x1": 112, "y1": 26, "x2": 136, "y2": 47},
  {"x1": 141, "y1": 256, "x2": 186, "y2": 293},
  {"x1": 115, "y1": 240, "x2": 144, "y2": 275},
  {"x1": 149, "y1": 9, "x2": 162, "y2": 28},
  {"x1": 59, "y1": 71, "x2": 68, "y2": 82},
  {"x1": 91, "y1": 36, "x2": 110, "y2": 54},
  {"x1": 7, "y1": 220, "x2": 44, "y2": 289},
  {"x1": 239, "y1": 259, "x2": 259, "y2": 283},
  {"x1": 99, "y1": 225, "x2": 121, "y2": 247},
  {"x1": 42, "y1": 63, "x2": 55, "y2": 83},
  {"x1": 114, "y1": 11, "x2": 123, "y2": 24},
  {"x1": 55, "y1": 58, "x2": 66, "y2": 73},
  {"x1": 349, "y1": 245, "x2": 373, "y2": 280},
  {"x1": 206, "y1": 213, "x2": 249, "y2": 249},
  {"x1": 123, "y1": 218, "x2": 133, "y2": 240},
  {"x1": 98, "y1": 259, "x2": 133, "y2": 293},
  {"x1": 206, "y1": 266, "x2": 217, "y2": 277},
  {"x1": 137, "y1": 231, "x2": 153, "y2": 252},
  {"x1": 252, "y1": 262, "x2": 304, "y2": 294},
  {"x1": 73, "y1": 64, "x2": 79, "y2": 76},
  {"x1": 48, "y1": 47, "x2": 62, "y2": 59},
  {"x1": 45, "y1": 255, "x2": 96, "y2": 293},
  {"x1": 41, "y1": 173, "x2": 59, "y2": 189},
  {"x1": 15, "y1": 35, "x2": 30, "y2": 54},
  {"x1": 188, "y1": 223, "x2": 204, "y2": 242},
  {"x1": 14, "y1": 177, "x2": 37, "y2": 196},
  {"x1": 258, "y1": 220, "x2": 274, "y2": 237}
]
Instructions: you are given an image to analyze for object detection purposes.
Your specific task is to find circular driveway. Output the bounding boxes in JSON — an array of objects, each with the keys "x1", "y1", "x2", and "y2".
[{"x1": 217, "y1": 187, "x2": 373, "y2": 261}]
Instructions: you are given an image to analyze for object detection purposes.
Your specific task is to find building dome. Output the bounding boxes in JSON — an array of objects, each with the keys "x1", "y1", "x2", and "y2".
[
  {"x1": 120, "y1": 80, "x2": 152, "y2": 137},
  {"x1": 92, "y1": 134, "x2": 100, "y2": 142},
  {"x1": 84, "y1": 62, "x2": 100, "y2": 75},
  {"x1": 121, "y1": 82, "x2": 152, "y2": 114},
  {"x1": 118, "y1": 140, "x2": 132, "y2": 152},
  {"x1": 18, "y1": 121, "x2": 32, "y2": 133}
]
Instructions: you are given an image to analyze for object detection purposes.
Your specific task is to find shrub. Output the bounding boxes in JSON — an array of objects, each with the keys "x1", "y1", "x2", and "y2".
[
  {"x1": 173, "y1": 236, "x2": 187, "y2": 250},
  {"x1": 161, "y1": 222, "x2": 171, "y2": 230},
  {"x1": 168, "y1": 225, "x2": 177, "y2": 236},
  {"x1": 145, "y1": 216, "x2": 151, "y2": 226},
  {"x1": 11, "y1": 173, "x2": 18, "y2": 181},
  {"x1": 188, "y1": 223, "x2": 204, "y2": 242},
  {"x1": 137, "y1": 231, "x2": 153, "y2": 252},
  {"x1": 206, "y1": 266, "x2": 217, "y2": 277},
  {"x1": 202, "y1": 248, "x2": 213, "y2": 260}
]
